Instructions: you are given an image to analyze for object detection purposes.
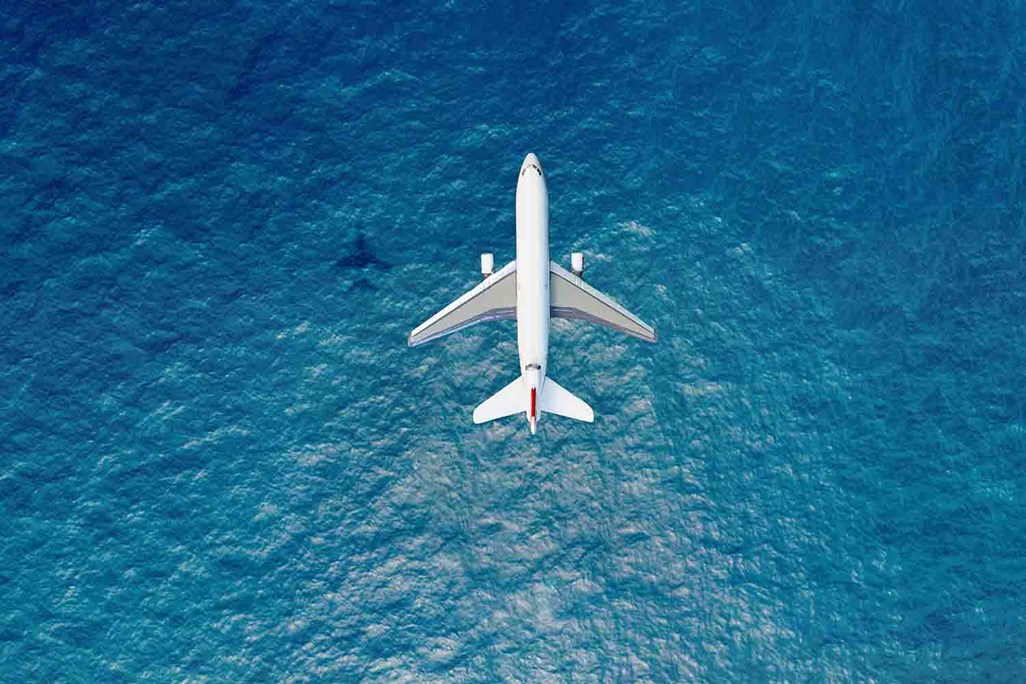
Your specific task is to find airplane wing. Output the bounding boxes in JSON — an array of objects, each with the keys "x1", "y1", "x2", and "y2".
[
  {"x1": 408, "y1": 260, "x2": 517, "y2": 347},
  {"x1": 549, "y1": 261, "x2": 657, "y2": 342}
]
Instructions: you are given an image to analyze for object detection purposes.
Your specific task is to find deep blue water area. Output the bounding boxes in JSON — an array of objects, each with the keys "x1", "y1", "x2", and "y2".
[{"x1": 1, "y1": 1, "x2": 1024, "y2": 681}]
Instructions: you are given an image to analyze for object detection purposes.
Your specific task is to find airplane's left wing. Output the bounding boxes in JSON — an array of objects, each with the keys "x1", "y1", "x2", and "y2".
[{"x1": 408, "y1": 260, "x2": 517, "y2": 347}]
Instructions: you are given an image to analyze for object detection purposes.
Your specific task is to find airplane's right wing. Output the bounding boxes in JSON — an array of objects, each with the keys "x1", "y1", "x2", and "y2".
[
  {"x1": 549, "y1": 261, "x2": 657, "y2": 342},
  {"x1": 408, "y1": 260, "x2": 517, "y2": 347}
]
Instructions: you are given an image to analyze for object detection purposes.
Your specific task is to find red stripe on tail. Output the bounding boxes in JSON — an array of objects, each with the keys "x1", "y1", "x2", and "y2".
[{"x1": 530, "y1": 388, "x2": 536, "y2": 418}]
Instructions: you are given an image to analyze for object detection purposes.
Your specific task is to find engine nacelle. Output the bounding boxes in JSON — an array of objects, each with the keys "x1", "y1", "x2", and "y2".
[
  {"x1": 481, "y1": 252, "x2": 494, "y2": 279},
  {"x1": 571, "y1": 252, "x2": 584, "y2": 277}
]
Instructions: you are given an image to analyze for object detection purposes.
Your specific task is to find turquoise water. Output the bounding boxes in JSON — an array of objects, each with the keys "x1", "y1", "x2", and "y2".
[{"x1": 1, "y1": 1, "x2": 1024, "y2": 680}]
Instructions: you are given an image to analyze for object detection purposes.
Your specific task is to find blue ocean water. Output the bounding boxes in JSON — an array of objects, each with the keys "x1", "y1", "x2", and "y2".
[{"x1": 2, "y1": 0, "x2": 1025, "y2": 680}]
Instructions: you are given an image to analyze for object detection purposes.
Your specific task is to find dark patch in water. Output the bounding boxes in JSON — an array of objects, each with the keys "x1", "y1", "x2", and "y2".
[{"x1": 336, "y1": 233, "x2": 389, "y2": 270}]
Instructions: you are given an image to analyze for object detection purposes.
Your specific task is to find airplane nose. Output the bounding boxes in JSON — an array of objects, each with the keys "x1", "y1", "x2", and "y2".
[{"x1": 521, "y1": 153, "x2": 543, "y2": 177}]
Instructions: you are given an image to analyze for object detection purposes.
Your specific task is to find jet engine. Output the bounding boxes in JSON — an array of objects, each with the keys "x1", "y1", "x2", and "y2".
[
  {"x1": 571, "y1": 252, "x2": 584, "y2": 277},
  {"x1": 481, "y1": 253, "x2": 494, "y2": 279}
]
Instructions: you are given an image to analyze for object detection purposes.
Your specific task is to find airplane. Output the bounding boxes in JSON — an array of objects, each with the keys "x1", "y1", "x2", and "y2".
[{"x1": 408, "y1": 153, "x2": 657, "y2": 434}]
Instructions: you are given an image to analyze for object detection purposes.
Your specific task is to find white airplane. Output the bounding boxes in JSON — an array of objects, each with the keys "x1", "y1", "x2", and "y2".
[{"x1": 408, "y1": 153, "x2": 657, "y2": 433}]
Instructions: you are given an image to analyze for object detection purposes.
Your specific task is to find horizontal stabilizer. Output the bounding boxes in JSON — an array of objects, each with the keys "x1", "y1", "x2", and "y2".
[
  {"x1": 473, "y1": 375, "x2": 526, "y2": 424},
  {"x1": 539, "y1": 378, "x2": 594, "y2": 423},
  {"x1": 549, "y1": 261, "x2": 657, "y2": 342},
  {"x1": 409, "y1": 260, "x2": 517, "y2": 347}
]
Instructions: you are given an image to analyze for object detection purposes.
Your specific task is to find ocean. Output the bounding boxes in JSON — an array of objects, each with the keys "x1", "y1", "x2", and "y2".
[{"x1": 1, "y1": 0, "x2": 1024, "y2": 681}]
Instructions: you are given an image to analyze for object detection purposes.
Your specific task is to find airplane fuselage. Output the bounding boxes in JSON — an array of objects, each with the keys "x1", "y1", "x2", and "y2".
[{"x1": 515, "y1": 153, "x2": 549, "y2": 433}]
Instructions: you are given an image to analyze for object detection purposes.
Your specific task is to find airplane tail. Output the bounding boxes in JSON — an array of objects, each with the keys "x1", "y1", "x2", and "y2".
[
  {"x1": 539, "y1": 378, "x2": 594, "y2": 422},
  {"x1": 473, "y1": 376, "x2": 525, "y2": 424},
  {"x1": 472, "y1": 376, "x2": 594, "y2": 425}
]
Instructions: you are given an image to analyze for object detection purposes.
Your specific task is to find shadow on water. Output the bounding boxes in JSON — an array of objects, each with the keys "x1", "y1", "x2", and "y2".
[
  {"x1": 336, "y1": 233, "x2": 389, "y2": 271},
  {"x1": 346, "y1": 276, "x2": 378, "y2": 292}
]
